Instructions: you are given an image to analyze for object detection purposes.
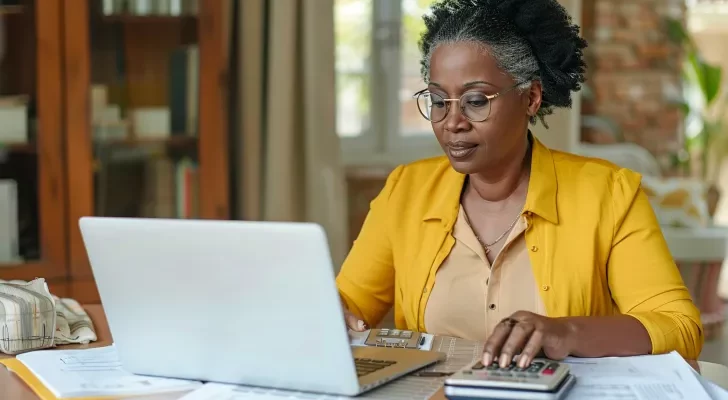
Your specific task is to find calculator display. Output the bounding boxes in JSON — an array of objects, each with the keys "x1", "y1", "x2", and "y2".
[{"x1": 364, "y1": 328, "x2": 423, "y2": 349}]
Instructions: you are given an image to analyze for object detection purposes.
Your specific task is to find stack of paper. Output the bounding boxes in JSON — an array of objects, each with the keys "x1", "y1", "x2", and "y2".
[
  {"x1": 0, "y1": 278, "x2": 56, "y2": 354},
  {"x1": 562, "y1": 351, "x2": 717, "y2": 399},
  {"x1": 8, "y1": 346, "x2": 202, "y2": 398}
]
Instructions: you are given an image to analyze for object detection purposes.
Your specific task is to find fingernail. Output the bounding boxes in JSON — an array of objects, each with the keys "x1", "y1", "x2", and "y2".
[
  {"x1": 500, "y1": 354, "x2": 509, "y2": 367},
  {"x1": 483, "y1": 352, "x2": 492, "y2": 366},
  {"x1": 518, "y1": 357, "x2": 528, "y2": 368}
]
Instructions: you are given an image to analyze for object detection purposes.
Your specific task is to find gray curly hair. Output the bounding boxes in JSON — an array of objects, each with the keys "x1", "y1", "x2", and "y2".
[{"x1": 419, "y1": 0, "x2": 589, "y2": 127}]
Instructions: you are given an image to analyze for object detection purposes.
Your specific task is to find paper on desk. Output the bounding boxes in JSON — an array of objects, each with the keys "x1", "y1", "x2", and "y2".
[
  {"x1": 693, "y1": 369, "x2": 728, "y2": 400},
  {"x1": 179, "y1": 382, "x2": 349, "y2": 400},
  {"x1": 13, "y1": 345, "x2": 202, "y2": 398},
  {"x1": 563, "y1": 351, "x2": 712, "y2": 400}
]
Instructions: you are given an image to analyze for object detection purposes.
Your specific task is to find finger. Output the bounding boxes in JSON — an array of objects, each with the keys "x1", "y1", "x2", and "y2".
[
  {"x1": 500, "y1": 322, "x2": 535, "y2": 368},
  {"x1": 518, "y1": 329, "x2": 544, "y2": 368},
  {"x1": 483, "y1": 318, "x2": 516, "y2": 366},
  {"x1": 345, "y1": 312, "x2": 367, "y2": 331}
]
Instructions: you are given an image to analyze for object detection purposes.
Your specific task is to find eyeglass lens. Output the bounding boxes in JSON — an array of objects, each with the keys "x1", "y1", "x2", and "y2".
[{"x1": 417, "y1": 92, "x2": 492, "y2": 122}]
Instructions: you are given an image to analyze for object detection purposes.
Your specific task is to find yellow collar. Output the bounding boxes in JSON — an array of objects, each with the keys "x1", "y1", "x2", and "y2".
[{"x1": 422, "y1": 135, "x2": 559, "y2": 228}]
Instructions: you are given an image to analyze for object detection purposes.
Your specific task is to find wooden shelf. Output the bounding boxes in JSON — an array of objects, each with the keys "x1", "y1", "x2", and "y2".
[
  {"x1": 102, "y1": 14, "x2": 197, "y2": 24},
  {"x1": 0, "y1": 5, "x2": 23, "y2": 16},
  {"x1": 0, "y1": 261, "x2": 36, "y2": 269},
  {"x1": 1, "y1": 142, "x2": 36, "y2": 154},
  {"x1": 96, "y1": 136, "x2": 197, "y2": 148}
]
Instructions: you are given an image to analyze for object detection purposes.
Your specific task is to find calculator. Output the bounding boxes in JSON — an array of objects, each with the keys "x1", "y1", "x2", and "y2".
[
  {"x1": 364, "y1": 328, "x2": 424, "y2": 349},
  {"x1": 444, "y1": 358, "x2": 575, "y2": 400}
]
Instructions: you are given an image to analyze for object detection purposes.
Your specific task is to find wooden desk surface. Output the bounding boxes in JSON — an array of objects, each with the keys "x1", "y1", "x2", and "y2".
[
  {"x1": 1, "y1": 306, "x2": 705, "y2": 400},
  {"x1": 0, "y1": 305, "x2": 448, "y2": 399}
]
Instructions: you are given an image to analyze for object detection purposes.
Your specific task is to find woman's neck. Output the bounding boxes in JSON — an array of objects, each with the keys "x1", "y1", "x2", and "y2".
[{"x1": 468, "y1": 140, "x2": 531, "y2": 203}]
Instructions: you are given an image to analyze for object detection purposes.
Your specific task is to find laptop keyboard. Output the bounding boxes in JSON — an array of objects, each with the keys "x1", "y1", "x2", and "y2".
[{"x1": 355, "y1": 358, "x2": 397, "y2": 377}]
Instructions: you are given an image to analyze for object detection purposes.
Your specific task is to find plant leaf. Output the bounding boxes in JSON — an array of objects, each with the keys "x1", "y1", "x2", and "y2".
[
  {"x1": 665, "y1": 17, "x2": 691, "y2": 46},
  {"x1": 668, "y1": 100, "x2": 691, "y2": 116},
  {"x1": 704, "y1": 63, "x2": 722, "y2": 105}
]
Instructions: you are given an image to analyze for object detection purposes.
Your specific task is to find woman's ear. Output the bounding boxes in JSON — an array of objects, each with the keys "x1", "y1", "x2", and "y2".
[{"x1": 526, "y1": 80, "x2": 543, "y2": 118}]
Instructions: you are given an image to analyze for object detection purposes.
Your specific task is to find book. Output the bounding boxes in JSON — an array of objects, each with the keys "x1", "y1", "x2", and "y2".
[{"x1": 5, "y1": 346, "x2": 201, "y2": 399}]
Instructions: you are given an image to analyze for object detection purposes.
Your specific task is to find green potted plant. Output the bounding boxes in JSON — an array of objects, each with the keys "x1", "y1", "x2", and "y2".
[{"x1": 666, "y1": 17, "x2": 727, "y2": 216}]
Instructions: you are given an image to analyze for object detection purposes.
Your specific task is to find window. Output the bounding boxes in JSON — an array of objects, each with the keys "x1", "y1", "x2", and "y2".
[{"x1": 335, "y1": 0, "x2": 441, "y2": 165}]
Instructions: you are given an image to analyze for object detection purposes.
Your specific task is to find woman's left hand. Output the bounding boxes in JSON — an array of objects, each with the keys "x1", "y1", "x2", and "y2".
[{"x1": 483, "y1": 311, "x2": 577, "y2": 369}]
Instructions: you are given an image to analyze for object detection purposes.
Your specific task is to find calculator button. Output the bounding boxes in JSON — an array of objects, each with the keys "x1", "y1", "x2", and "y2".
[
  {"x1": 377, "y1": 330, "x2": 389, "y2": 337},
  {"x1": 486, "y1": 363, "x2": 499, "y2": 371},
  {"x1": 542, "y1": 363, "x2": 559, "y2": 375},
  {"x1": 471, "y1": 361, "x2": 485, "y2": 370},
  {"x1": 400, "y1": 331, "x2": 413, "y2": 338},
  {"x1": 526, "y1": 364, "x2": 543, "y2": 373}
]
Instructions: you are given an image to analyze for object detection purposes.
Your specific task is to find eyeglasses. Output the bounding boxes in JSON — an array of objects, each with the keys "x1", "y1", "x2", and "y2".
[{"x1": 413, "y1": 81, "x2": 526, "y2": 123}]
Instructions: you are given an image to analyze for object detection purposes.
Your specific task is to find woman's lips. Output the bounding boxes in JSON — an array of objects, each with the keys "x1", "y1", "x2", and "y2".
[{"x1": 446, "y1": 142, "x2": 478, "y2": 159}]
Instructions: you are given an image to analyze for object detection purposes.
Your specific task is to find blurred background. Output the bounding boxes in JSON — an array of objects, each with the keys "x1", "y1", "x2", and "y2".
[{"x1": 0, "y1": 0, "x2": 726, "y2": 362}]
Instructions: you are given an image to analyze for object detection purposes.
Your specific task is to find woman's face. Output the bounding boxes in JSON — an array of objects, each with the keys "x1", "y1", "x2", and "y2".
[{"x1": 427, "y1": 42, "x2": 541, "y2": 175}]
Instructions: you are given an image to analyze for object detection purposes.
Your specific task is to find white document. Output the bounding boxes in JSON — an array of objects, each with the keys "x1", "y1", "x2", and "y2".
[
  {"x1": 14, "y1": 345, "x2": 202, "y2": 398},
  {"x1": 693, "y1": 369, "x2": 728, "y2": 400},
  {"x1": 563, "y1": 351, "x2": 712, "y2": 400},
  {"x1": 178, "y1": 382, "x2": 348, "y2": 400}
]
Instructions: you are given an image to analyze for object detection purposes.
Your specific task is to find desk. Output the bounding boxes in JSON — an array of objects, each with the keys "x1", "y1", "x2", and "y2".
[{"x1": 0, "y1": 305, "x2": 718, "y2": 400}]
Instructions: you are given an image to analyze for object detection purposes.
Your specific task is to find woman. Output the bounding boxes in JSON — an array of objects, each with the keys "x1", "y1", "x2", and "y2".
[{"x1": 336, "y1": 0, "x2": 703, "y2": 369}]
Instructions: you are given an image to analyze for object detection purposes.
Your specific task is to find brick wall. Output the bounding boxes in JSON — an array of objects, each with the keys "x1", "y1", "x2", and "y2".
[{"x1": 581, "y1": 0, "x2": 686, "y2": 171}]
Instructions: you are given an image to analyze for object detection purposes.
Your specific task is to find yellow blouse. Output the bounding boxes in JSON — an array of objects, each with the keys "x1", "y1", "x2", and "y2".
[
  {"x1": 336, "y1": 136, "x2": 703, "y2": 360},
  {"x1": 424, "y1": 206, "x2": 546, "y2": 341}
]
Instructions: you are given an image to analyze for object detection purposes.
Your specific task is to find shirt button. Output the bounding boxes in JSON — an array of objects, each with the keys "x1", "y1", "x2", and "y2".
[
  {"x1": 489, "y1": 303, "x2": 496, "y2": 310},
  {"x1": 530, "y1": 245, "x2": 538, "y2": 252},
  {"x1": 423, "y1": 287, "x2": 428, "y2": 294},
  {"x1": 542, "y1": 285, "x2": 550, "y2": 291}
]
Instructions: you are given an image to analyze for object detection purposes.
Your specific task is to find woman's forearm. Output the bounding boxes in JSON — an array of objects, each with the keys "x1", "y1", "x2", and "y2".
[{"x1": 564, "y1": 315, "x2": 652, "y2": 358}]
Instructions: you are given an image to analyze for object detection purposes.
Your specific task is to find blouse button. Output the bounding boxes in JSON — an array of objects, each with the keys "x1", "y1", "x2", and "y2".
[
  {"x1": 530, "y1": 245, "x2": 538, "y2": 252},
  {"x1": 423, "y1": 287, "x2": 428, "y2": 294},
  {"x1": 542, "y1": 285, "x2": 550, "y2": 291}
]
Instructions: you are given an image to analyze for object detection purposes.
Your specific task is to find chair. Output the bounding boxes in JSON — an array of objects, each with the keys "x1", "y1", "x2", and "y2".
[{"x1": 699, "y1": 361, "x2": 728, "y2": 391}]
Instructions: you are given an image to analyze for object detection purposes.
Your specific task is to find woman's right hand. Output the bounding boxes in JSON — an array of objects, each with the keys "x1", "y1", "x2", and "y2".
[{"x1": 344, "y1": 308, "x2": 368, "y2": 332}]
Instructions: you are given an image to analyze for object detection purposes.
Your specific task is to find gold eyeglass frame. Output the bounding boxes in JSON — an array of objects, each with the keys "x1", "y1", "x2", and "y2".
[{"x1": 413, "y1": 81, "x2": 527, "y2": 123}]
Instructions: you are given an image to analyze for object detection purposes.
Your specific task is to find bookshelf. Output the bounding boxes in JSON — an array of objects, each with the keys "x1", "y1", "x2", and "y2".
[
  {"x1": 0, "y1": 0, "x2": 67, "y2": 296},
  {"x1": 0, "y1": 5, "x2": 23, "y2": 15},
  {"x1": 0, "y1": 0, "x2": 231, "y2": 303}
]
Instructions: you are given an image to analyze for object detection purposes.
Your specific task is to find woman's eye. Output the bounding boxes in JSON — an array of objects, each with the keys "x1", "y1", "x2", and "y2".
[
  {"x1": 432, "y1": 101, "x2": 446, "y2": 108},
  {"x1": 466, "y1": 97, "x2": 488, "y2": 107}
]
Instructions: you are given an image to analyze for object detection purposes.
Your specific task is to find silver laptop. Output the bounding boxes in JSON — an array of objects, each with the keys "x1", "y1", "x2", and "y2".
[{"x1": 78, "y1": 217, "x2": 444, "y2": 396}]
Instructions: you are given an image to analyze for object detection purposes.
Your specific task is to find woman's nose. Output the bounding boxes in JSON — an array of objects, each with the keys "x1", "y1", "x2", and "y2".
[{"x1": 444, "y1": 103, "x2": 471, "y2": 133}]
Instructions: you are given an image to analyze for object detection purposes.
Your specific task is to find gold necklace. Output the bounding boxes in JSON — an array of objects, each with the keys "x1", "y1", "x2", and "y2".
[
  {"x1": 463, "y1": 141, "x2": 531, "y2": 254},
  {"x1": 462, "y1": 209, "x2": 522, "y2": 254}
]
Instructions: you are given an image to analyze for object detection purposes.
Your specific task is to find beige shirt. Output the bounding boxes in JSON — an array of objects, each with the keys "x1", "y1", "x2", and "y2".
[{"x1": 424, "y1": 206, "x2": 547, "y2": 341}]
